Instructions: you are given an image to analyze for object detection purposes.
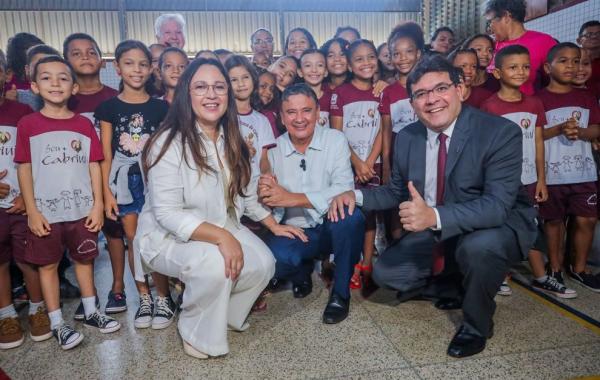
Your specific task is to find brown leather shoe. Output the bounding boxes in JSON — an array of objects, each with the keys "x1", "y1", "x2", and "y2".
[
  {"x1": 0, "y1": 317, "x2": 24, "y2": 349},
  {"x1": 29, "y1": 306, "x2": 52, "y2": 342}
]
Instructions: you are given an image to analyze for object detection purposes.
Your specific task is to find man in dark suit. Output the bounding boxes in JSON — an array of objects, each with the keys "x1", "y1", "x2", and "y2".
[{"x1": 329, "y1": 55, "x2": 537, "y2": 358}]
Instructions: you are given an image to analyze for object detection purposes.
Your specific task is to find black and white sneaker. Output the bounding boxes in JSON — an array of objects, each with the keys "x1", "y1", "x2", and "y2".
[
  {"x1": 568, "y1": 269, "x2": 600, "y2": 293},
  {"x1": 74, "y1": 296, "x2": 100, "y2": 321},
  {"x1": 532, "y1": 276, "x2": 577, "y2": 299},
  {"x1": 84, "y1": 311, "x2": 121, "y2": 333},
  {"x1": 134, "y1": 293, "x2": 154, "y2": 329},
  {"x1": 53, "y1": 323, "x2": 84, "y2": 350},
  {"x1": 547, "y1": 269, "x2": 565, "y2": 285},
  {"x1": 151, "y1": 296, "x2": 177, "y2": 330}
]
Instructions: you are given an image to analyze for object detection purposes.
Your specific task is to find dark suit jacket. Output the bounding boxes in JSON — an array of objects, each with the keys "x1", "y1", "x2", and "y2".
[{"x1": 362, "y1": 105, "x2": 537, "y2": 258}]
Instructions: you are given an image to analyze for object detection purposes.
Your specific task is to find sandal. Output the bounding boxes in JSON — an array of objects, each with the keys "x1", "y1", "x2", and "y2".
[
  {"x1": 251, "y1": 290, "x2": 269, "y2": 313},
  {"x1": 350, "y1": 264, "x2": 362, "y2": 289}
]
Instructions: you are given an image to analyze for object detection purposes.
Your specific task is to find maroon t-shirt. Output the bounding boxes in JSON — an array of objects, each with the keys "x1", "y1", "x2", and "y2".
[
  {"x1": 259, "y1": 107, "x2": 280, "y2": 138},
  {"x1": 464, "y1": 86, "x2": 494, "y2": 109},
  {"x1": 0, "y1": 99, "x2": 34, "y2": 207},
  {"x1": 478, "y1": 75, "x2": 500, "y2": 93},
  {"x1": 318, "y1": 89, "x2": 332, "y2": 128},
  {"x1": 378, "y1": 81, "x2": 417, "y2": 134},
  {"x1": 68, "y1": 86, "x2": 119, "y2": 135}
]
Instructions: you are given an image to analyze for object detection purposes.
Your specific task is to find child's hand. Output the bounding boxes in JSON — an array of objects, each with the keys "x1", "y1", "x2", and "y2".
[
  {"x1": 535, "y1": 181, "x2": 548, "y2": 203},
  {"x1": 372, "y1": 80, "x2": 389, "y2": 97},
  {"x1": 592, "y1": 138, "x2": 600, "y2": 151},
  {"x1": 562, "y1": 118, "x2": 579, "y2": 140},
  {"x1": 5, "y1": 85, "x2": 17, "y2": 101},
  {"x1": 6, "y1": 195, "x2": 26, "y2": 215},
  {"x1": 104, "y1": 192, "x2": 119, "y2": 221},
  {"x1": 85, "y1": 205, "x2": 104, "y2": 232},
  {"x1": 28, "y1": 211, "x2": 51, "y2": 237},
  {"x1": 354, "y1": 160, "x2": 376, "y2": 184}
]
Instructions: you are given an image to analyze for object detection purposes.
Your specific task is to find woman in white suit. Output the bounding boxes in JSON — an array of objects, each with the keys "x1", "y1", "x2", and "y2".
[{"x1": 135, "y1": 58, "x2": 306, "y2": 359}]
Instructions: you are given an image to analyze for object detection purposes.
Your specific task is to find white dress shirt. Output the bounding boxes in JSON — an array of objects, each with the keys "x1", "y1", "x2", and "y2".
[
  {"x1": 355, "y1": 119, "x2": 457, "y2": 229},
  {"x1": 268, "y1": 126, "x2": 355, "y2": 228}
]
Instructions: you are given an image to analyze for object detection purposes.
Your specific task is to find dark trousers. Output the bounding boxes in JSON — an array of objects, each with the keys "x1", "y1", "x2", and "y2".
[
  {"x1": 373, "y1": 225, "x2": 522, "y2": 337},
  {"x1": 265, "y1": 208, "x2": 365, "y2": 299}
]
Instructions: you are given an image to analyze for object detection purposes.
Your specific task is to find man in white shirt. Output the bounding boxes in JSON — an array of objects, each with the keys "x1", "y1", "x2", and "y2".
[
  {"x1": 258, "y1": 84, "x2": 363, "y2": 324},
  {"x1": 329, "y1": 56, "x2": 537, "y2": 358}
]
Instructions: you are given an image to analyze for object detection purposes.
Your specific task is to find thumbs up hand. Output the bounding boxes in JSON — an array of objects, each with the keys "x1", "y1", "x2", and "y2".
[{"x1": 399, "y1": 181, "x2": 437, "y2": 232}]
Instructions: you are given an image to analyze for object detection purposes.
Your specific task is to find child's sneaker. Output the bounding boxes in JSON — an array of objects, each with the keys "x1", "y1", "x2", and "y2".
[
  {"x1": 74, "y1": 295, "x2": 100, "y2": 321},
  {"x1": 28, "y1": 306, "x2": 52, "y2": 342},
  {"x1": 105, "y1": 291, "x2": 127, "y2": 314},
  {"x1": 84, "y1": 311, "x2": 121, "y2": 333},
  {"x1": 568, "y1": 269, "x2": 600, "y2": 293},
  {"x1": 53, "y1": 323, "x2": 84, "y2": 350},
  {"x1": 0, "y1": 317, "x2": 24, "y2": 349},
  {"x1": 497, "y1": 280, "x2": 512, "y2": 296},
  {"x1": 532, "y1": 276, "x2": 577, "y2": 299},
  {"x1": 134, "y1": 293, "x2": 154, "y2": 329},
  {"x1": 547, "y1": 269, "x2": 565, "y2": 285},
  {"x1": 151, "y1": 296, "x2": 177, "y2": 330}
]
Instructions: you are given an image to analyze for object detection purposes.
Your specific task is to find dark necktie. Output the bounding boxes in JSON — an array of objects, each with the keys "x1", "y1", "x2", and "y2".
[{"x1": 432, "y1": 132, "x2": 448, "y2": 275}]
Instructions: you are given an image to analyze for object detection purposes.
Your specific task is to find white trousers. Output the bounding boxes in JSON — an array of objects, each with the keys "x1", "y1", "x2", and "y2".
[{"x1": 148, "y1": 226, "x2": 275, "y2": 356}]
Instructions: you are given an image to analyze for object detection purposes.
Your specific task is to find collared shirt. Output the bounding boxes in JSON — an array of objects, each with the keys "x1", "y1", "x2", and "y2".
[
  {"x1": 268, "y1": 126, "x2": 354, "y2": 228},
  {"x1": 355, "y1": 119, "x2": 457, "y2": 230}
]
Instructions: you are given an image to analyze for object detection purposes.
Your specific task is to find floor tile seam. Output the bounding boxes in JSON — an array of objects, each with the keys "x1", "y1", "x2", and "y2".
[{"x1": 315, "y1": 365, "x2": 423, "y2": 380}]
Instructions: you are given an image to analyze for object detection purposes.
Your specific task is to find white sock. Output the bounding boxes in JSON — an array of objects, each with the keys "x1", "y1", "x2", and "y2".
[
  {"x1": 48, "y1": 309, "x2": 64, "y2": 330},
  {"x1": 82, "y1": 296, "x2": 97, "y2": 318},
  {"x1": 29, "y1": 300, "x2": 45, "y2": 316},
  {"x1": 536, "y1": 275, "x2": 548, "y2": 282},
  {"x1": 0, "y1": 304, "x2": 17, "y2": 320}
]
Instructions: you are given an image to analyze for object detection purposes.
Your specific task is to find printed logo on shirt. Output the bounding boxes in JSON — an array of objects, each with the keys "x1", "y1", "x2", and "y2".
[
  {"x1": 245, "y1": 132, "x2": 257, "y2": 158},
  {"x1": 520, "y1": 118, "x2": 531, "y2": 129},
  {"x1": 42, "y1": 143, "x2": 89, "y2": 166},
  {"x1": 331, "y1": 94, "x2": 338, "y2": 107},
  {"x1": 71, "y1": 139, "x2": 82, "y2": 152},
  {"x1": 367, "y1": 108, "x2": 375, "y2": 118},
  {"x1": 119, "y1": 113, "x2": 149, "y2": 155},
  {"x1": 572, "y1": 110, "x2": 582, "y2": 122},
  {"x1": 0, "y1": 131, "x2": 10, "y2": 144},
  {"x1": 35, "y1": 188, "x2": 94, "y2": 214}
]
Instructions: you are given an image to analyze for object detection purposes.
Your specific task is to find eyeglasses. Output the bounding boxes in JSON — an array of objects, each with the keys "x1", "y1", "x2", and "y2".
[
  {"x1": 485, "y1": 16, "x2": 501, "y2": 31},
  {"x1": 581, "y1": 31, "x2": 600, "y2": 39},
  {"x1": 411, "y1": 82, "x2": 455, "y2": 102},
  {"x1": 253, "y1": 38, "x2": 273, "y2": 45},
  {"x1": 190, "y1": 81, "x2": 228, "y2": 96}
]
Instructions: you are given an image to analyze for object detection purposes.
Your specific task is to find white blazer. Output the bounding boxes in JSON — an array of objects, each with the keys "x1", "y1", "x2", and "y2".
[{"x1": 135, "y1": 128, "x2": 270, "y2": 267}]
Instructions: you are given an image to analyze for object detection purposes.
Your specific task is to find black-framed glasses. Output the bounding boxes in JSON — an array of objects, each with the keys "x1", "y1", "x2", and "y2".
[
  {"x1": 485, "y1": 16, "x2": 501, "y2": 31},
  {"x1": 581, "y1": 31, "x2": 600, "y2": 39},
  {"x1": 190, "y1": 81, "x2": 228, "y2": 96},
  {"x1": 253, "y1": 38, "x2": 274, "y2": 45},
  {"x1": 411, "y1": 82, "x2": 455, "y2": 102}
]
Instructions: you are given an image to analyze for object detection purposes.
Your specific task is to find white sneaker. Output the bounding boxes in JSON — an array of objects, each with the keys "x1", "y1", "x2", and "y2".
[
  {"x1": 183, "y1": 340, "x2": 208, "y2": 359},
  {"x1": 497, "y1": 280, "x2": 512, "y2": 296},
  {"x1": 532, "y1": 276, "x2": 578, "y2": 299},
  {"x1": 151, "y1": 296, "x2": 176, "y2": 330},
  {"x1": 134, "y1": 294, "x2": 154, "y2": 329}
]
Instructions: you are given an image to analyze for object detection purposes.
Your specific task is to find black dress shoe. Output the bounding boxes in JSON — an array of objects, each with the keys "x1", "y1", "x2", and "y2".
[
  {"x1": 447, "y1": 325, "x2": 487, "y2": 358},
  {"x1": 292, "y1": 281, "x2": 312, "y2": 298},
  {"x1": 434, "y1": 297, "x2": 462, "y2": 310},
  {"x1": 267, "y1": 278, "x2": 286, "y2": 292},
  {"x1": 323, "y1": 293, "x2": 349, "y2": 324}
]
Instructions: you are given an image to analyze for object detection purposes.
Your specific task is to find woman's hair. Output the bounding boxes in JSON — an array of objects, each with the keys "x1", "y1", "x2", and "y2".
[
  {"x1": 142, "y1": 58, "x2": 251, "y2": 204},
  {"x1": 388, "y1": 22, "x2": 425, "y2": 52},
  {"x1": 224, "y1": 54, "x2": 261, "y2": 109},
  {"x1": 114, "y1": 40, "x2": 153, "y2": 93},
  {"x1": 285, "y1": 27, "x2": 317, "y2": 54},
  {"x1": 6, "y1": 32, "x2": 44, "y2": 82}
]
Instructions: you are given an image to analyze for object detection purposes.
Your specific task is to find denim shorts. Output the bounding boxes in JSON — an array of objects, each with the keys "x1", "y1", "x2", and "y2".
[{"x1": 118, "y1": 174, "x2": 145, "y2": 217}]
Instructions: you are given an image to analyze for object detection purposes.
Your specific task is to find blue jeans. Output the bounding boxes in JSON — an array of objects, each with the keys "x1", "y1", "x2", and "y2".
[{"x1": 265, "y1": 208, "x2": 365, "y2": 299}]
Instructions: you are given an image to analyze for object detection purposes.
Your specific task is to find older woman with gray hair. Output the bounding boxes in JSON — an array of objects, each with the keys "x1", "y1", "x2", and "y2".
[{"x1": 155, "y1": 13, "x2": 186, "y2": 49}]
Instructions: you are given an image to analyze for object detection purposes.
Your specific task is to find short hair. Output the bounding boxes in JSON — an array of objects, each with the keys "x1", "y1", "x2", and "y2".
[
  {"x1": 334, "y1": 26, "x2": 361, "y2": 40},
  {"x1": 484, "y1": 0, "x2": 527, "y2": 23},
  {"x1": 26, "y1": 44, "x2": 60, "y2": 65},
  {"x1": 431, "y1": 27, "x2": 454, "y2": 42},
  {"x1": 251, "y1": 28, "x2": 273, "y2": 44},
  {"x1": 546, "y1": 42, "x2": 580, "y2": 63},
  {"x1": 154, "y1": 13, "x2": 186, "y2": 38},
  {"x1": 579, "y1": 20, "x2": 600, "y2": 37},
  {"x1": 63, "y1": 33, "x2": 101, "y2": 58},
  {"x1": 494, "y1": 44, "x2": 529, "y2": 68},
  {"x1": 388, "y1": 22, "x2": 425, "y2": 52},
  {"x1": 158, "y1": 47, "x2": 188, "y2": 69},
  {"x1": 406, "y1": 55, "x2": 462, "y2": 99},
  {"x1": 33, "y1": 55, "x2": 76, "y2": 82},
  {"x1": 281, "y1": 83, "x2": 318, "y2": 108},
  {"x1": 285, "y1": 28, "x2": 317, "y2": 54}
]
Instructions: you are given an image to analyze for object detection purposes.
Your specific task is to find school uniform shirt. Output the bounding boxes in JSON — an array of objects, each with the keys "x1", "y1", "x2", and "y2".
[
  {"x1": 481, "y1": 93, "x2": 547, "y2": 185},
  {"x1": 14, "y1": 113, "x2": 103, "y2": 223},
  {"x1": 68, "y1": 86, "x2": 118, "y2": 136},
  {"x1": 318, "y1": 89, "x2": 332, "y2": 129},
  {"x1": 478, "y1": 75, "x2": 500, "y2": 94},
  {"x1": 0, "y1": 100, "x2": 34, "y2": 208},
  {"x1": 259, "y1": 107, "x2": 280, "y2": 138},
  {"x1": 94, "y1": 97, "x2": 169, "y2": 172},
  {"x1": 378, "y1": 81, "x2": 417, "y2": 133},
  {"x1": 238, "y1": 110, "x2": 276, "y2": 178},
  {"x1": 330, "y1": 82, "x2": 382, "y2": 162},
  {"x1": 537, "y1": 88, "x2": 600, "y2": 185},
  {"x1": 463, "y1": 86, "x2": 494, "y2": 109}
]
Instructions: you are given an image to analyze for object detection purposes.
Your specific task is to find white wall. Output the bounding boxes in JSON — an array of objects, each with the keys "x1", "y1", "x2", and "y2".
[{"x1": 525, "y1": 0, "x2": 599, "y2": 43}]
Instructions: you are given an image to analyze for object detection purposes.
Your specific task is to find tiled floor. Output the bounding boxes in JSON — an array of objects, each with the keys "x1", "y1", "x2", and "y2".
[{"x1": 1, "y1": 249, "x2": 599, "y2": 380}]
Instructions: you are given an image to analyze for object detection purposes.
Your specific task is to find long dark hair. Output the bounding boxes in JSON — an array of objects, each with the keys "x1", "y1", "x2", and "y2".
[
  {"x1": 7, "y1": 33, "x2": 44, "y2": 82},
  {"x1": 285, "y1": 27, "x2": 317, "y2": 55},
  {"x1": 224, "y1": 54, "x2": 262, "y2": 110},
  {"x1": 142, "y1": 58, "x2": 251, "y2": 204},
  {"x1": 114, "y1": 39, "x2": 154, "y2": 94}
]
